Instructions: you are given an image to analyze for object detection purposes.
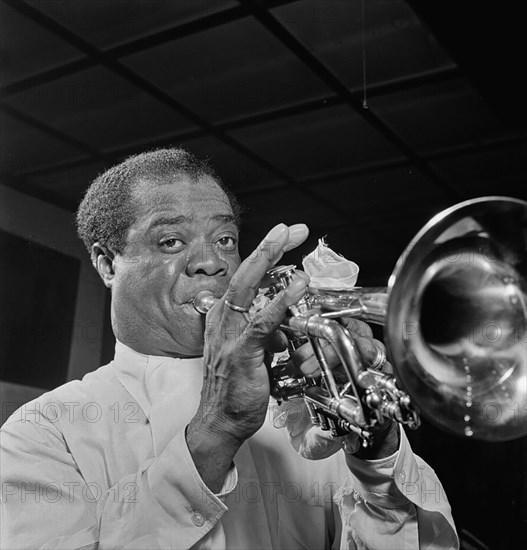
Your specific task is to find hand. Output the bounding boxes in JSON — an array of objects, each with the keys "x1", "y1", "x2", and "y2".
[
  {"x1": 283, "y1": 318, "x2": 399, "y2": 460},
  {"x1": 289, "y1": 318, "x2": 386, "y2": 377},
  {"x1": 186, "y1": 223, "x2": 309, "y2": 491}
]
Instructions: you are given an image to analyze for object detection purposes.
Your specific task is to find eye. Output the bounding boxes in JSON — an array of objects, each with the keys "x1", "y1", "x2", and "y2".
[
  {"x1": 216, "y1": 236, "x2": 237, "y2": 251},
  {"x1": 160, "y1": 237, "x2": 186, "y2": 252}
]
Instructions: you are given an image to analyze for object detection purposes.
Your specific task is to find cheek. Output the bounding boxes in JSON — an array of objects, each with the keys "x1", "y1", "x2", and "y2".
[
  {"x1": 164, "y1": 258, "x2": 184, "y2": 279},
  {"x1": 115, "y1": 257, "x2": 182, "y2": 299}
]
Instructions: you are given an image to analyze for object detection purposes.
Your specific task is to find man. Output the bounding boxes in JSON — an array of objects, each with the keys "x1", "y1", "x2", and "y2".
[{"x1": 1, "y1": 149, "x2": 458, "y2": 549}]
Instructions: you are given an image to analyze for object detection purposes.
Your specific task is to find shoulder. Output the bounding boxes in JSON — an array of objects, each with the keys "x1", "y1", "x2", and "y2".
[{"x1": 2, "y1": 361, "x2": 122, "y2": 431}]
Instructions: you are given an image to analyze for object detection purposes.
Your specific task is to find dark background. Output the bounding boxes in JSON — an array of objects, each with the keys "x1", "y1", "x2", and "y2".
[
  {"x1": 1, "y1": 2, "x2": 526, "y2": 548},
  {"x1": 0, "y1": 229, "x2": 80, "y2": 389}
]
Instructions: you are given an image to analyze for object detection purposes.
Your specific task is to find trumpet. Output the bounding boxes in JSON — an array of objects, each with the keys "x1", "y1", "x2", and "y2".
[{"x1": 195, "y1": 197, "x2": 527, "y2": 446}]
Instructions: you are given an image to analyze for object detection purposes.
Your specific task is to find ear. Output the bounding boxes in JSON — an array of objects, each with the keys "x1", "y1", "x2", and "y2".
[{"x1": 91, "y1": 242, "x2": 117, "y2": 288}]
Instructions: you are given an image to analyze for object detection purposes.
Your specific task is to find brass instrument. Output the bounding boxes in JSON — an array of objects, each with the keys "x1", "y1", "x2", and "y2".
[{"x1": 194, "y1": 197, "x2": 527, "y2": 445}]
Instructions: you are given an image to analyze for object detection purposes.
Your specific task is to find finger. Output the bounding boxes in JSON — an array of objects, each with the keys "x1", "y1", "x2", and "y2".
[
  {"x1": 277, "y1": 224, "x2": 310, "y2": 260},
  {"x1": 291, "y1": 268, "x2": 310, "y2": 283},
  {"x1": 290, "y1": 319, "x2": 374, "y2": 366},
  {"x1": 291, "y1": 340, "x2": 339, "y2": 377},
  {"x1": 353, "y1": 337, "x2": 386, "y2": 367},
  {"x1": 243, "y1": 274, "x2": 308, "y2": 351},
  {"x1": 381, "y1": 360, "x2": 394, "y2": 375},
  {"x1": 343, "y1": 318, "x2": 373, "y2": 338},
  {"x1": 224, "y1": 224, "x2": 309, "y2": 311},
  {"x1": 265, "y1": 329, "x2": 288, "y2": 353},
  {"x1": 291, "y1": 337, "x2": 386, "y2": 377},
  {"x1": 264, "y1": 350, "x2": 274, "y2": 369}
]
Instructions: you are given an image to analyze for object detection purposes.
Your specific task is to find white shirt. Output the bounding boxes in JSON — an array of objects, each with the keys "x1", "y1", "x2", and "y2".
[{"x1": 0, "y1": 341, "x2": 458, "y2": 549}]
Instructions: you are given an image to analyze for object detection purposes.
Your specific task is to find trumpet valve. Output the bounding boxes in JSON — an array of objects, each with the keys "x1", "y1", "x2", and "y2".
[{"x1": 364, "y1": 388, "x2": 384, "y2": 423}]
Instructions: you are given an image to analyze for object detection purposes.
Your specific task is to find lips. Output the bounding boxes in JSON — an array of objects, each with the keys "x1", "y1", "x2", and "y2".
[{"x1": 180, "y1": 285, "x2": 226, "y2": 305}]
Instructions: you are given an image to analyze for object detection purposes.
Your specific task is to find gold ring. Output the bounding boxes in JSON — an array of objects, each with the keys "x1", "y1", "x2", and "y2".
[
  {"x1": 225, "y1": 300, "x2": 250, "y2": 313},
  {"x1": 370, "y1": 347, "x2": 386, "y2": 369}
]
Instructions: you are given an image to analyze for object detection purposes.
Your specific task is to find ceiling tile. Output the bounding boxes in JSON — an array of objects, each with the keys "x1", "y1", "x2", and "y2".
[
  {"x1": 5, "y1": 66, "x2": 197, "y2": 152},
  {"x1": 25, "y1": 160, "x2": 109, "y2": 206},
  {"x1": 121, "y1": 17, "x2": 332, "y2": 123},
  {"x1": 370, "y1": 79, "x2": 526, "y2": 154},
  {"x1": 25, "y1": 0, "x2": 237, "y2": 49},
  {"x1": 229, "y1": 104, "x2": 404, "y2": 179},
  {"x1": 0, "y1": 111, "x2": 86, "y2": 174},
  {"x1": 179, "y1": 135, "x2": 280, "y2": 192},
  {"x1": 240, "y1": 187, "x2": 338, "y2": 229},
  {"x1": 317, "y1": 166, "x2": 448, "y2": 221},
  {"x1": 0, "y1": 2, "x2": 84, "y2": 85},
  {"x1": 271, "y1": 0, "x2": 454, "y2": 90}
]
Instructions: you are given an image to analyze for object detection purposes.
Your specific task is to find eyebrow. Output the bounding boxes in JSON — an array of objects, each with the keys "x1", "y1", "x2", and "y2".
[{"x1": 148, "y1": 213, "x2": 236, "y2": 231}]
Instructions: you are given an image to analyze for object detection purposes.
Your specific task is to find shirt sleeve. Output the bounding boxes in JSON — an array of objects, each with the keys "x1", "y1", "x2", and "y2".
[
  {"x1": 334, "y1": 425, "x2": 459, "y2": 550},
  {"x1": 0, "y1": 411, "x2": 236, "y2": 550}
]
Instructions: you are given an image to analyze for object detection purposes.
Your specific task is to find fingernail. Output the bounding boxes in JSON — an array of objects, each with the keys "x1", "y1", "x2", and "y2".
[
  {"x1": 288, "y1": 224, "x2": 308, "y2": 240},
  {"x1": 283, "y1": 224, "x2": 309, "y2": 252},
  {"x1": 265, "y1": 223, "x2": 287, "y2": 242}
]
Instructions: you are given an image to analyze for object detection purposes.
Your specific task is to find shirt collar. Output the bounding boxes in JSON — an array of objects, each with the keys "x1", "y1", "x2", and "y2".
[{"x1": 112, "y1": 340, "x2": 203, "y2": 420}]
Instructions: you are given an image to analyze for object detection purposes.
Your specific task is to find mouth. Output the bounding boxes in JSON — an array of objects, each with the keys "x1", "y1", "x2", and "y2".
[{"x1": 181, "y1": 288, "x2": 224, "y2": 313}]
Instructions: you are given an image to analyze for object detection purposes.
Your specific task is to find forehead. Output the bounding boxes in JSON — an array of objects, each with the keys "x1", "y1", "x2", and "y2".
[{"x1": 131, "y1": 175, "x2": 234, "y2": 224}]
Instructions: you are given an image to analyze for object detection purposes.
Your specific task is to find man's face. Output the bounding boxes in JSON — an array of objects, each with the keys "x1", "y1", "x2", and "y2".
[{"x1": 110, "y1": 175, "x2": 240, "y2": 356}]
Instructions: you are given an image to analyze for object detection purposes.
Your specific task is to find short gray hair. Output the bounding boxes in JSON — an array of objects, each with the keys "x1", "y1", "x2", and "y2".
[{"x1": 76, "y1": 148, "x2": 241, "y2": 254}]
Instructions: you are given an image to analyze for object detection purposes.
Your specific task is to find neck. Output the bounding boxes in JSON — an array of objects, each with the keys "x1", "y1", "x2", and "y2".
[
  {"x1": 114, "y1": 331, "x2": 204, "y2": 359},
  {"x1": 112, "y1": 312, "x2": 205, "y2": 358}
]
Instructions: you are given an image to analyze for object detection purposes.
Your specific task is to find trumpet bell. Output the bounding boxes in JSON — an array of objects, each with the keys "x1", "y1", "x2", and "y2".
[{"x1": 387, "y1": 197, "x2": 527, "y2": 441}]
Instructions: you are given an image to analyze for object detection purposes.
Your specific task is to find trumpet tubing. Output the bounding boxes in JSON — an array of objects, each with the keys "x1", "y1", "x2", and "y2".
[{"x1": 194, "y1": 197, "x2": 527, "y2": 445}]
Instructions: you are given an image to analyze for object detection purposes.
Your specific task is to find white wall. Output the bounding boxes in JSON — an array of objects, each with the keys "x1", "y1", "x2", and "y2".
[{"x1": 0, "y1": 185, "x2": 108, "y2": 422}]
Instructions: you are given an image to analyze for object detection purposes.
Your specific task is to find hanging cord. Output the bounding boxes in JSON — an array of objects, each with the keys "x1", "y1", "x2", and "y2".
[{"x1": 361, "y1": 0, "x2": 368, "y2": 109}]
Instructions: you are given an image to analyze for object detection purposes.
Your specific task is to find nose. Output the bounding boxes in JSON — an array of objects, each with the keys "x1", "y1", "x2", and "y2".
[{"x1": 185, "y1": 242, "x2": 229, "y2": 277}]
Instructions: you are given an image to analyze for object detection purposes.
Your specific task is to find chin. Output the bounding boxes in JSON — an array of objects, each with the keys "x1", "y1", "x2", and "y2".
[
  {"x1": 184, "y1": 332, "x2": 205, "y2": 355},
  {"x1": 174, "y1": 313, "x2": 205, "y2": 356}
]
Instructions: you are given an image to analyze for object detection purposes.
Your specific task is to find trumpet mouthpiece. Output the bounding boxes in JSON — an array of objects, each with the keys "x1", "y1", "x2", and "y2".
[{"x1": 193, "y1": 291, "x2": 216, "y2": 314}]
